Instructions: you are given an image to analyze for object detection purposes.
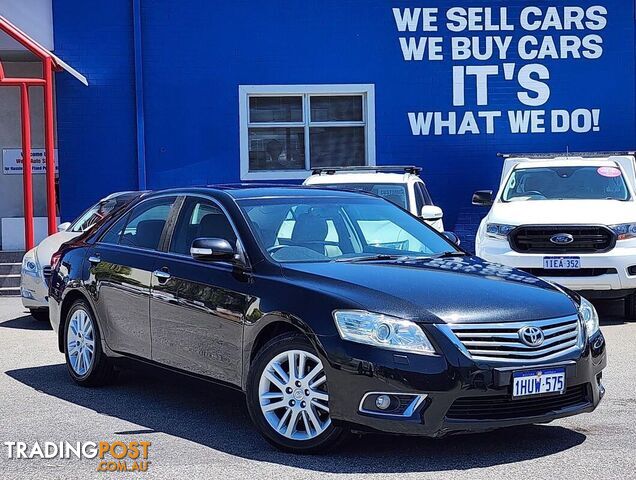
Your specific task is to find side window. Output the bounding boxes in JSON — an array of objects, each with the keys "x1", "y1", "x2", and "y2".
[
  {"x1": 418, "y1": 183, "x2": 434, "y2": 206},
  {"x1": 169, "y1": 197, "x2": 237, "y2": 255},
  {"x1": 100, "y1": 197, "x2": 176, "y2": 250},
  {"x1": 414, "y1": 183, "x2": 425, "y2": 215}
]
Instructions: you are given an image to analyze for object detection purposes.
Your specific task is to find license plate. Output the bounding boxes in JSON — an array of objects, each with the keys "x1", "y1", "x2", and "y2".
[
  {"x1": 543, "y1": 256, "x2": 580, "y2": 269},
  {"x1": 512, "y1": 368, "x2": 566, "y2": 398}
]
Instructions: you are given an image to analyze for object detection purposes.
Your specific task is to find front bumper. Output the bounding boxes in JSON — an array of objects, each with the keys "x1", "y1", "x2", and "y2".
[
  {"x1": 20, "y1": 270, "x2": 49, "y2": 310},
  {"x1": 318, "y1": 327, "x2": 606, "y2": 437},
  {"x1": 478, "y1": 239, "x2": 636, "y2": 297}
]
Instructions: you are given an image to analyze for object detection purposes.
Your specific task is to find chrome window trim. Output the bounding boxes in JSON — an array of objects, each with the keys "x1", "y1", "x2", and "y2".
[{"x1": 357, "y1": 392, "x2": 427, "y2": 418}]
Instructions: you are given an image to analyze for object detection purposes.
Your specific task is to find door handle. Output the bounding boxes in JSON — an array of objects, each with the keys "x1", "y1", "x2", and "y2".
[
  {"x1": 153, "y1": 269, "x2": 171, "y2": 281},
  {"x1": 88, "y1": 255, "x2": 101, "y2": 265}
]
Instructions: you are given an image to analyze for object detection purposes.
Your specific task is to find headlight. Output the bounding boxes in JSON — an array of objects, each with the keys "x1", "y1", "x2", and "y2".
[
  {"x1": 609, "y1": 223, "x2": 636, "y2": 240},
  {"x1": 333, "y1": 310, "x2": 436, "y2": 354},
  {"x1": 578, "y1": 297, "x2": 599, "y2": 336},
  {"x1": 22, "y1": 250, "x2": 39, "y2": 276},
  {"x1": 486, "y1": 223, "x2": 515, "y2": 239}
]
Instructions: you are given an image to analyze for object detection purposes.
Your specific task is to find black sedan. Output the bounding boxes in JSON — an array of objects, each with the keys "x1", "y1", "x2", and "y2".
[{"x1": 48, "y1": 185, "x2": 606, "y2": 453}]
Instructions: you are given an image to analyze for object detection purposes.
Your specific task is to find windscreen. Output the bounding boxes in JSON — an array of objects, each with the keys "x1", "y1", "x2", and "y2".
[
  {"x1": 317, "y1": 183, "x2": 409, "y2": 209},
  {"x1": 238, "y1": 196, "x2": 454, "y2": 263},
  {"x1": 502, "y1": 166, "x2": 630, "y2": 202}
]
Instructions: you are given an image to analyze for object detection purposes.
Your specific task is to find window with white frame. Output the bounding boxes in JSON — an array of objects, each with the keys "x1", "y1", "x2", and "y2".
[{"x1": 239, "y1": 85, "x2": 375, "y2": 180}]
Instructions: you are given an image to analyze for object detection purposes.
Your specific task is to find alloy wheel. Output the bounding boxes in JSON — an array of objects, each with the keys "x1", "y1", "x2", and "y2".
[
  {"x1": 66, "y1": 308, "x2": 96, "y2": 376},
  {"x1": 258, "y1": 349, "x2": 331, "y2": 440}
]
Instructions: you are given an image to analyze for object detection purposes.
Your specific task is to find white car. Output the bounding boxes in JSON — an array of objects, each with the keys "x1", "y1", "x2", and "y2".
[
  {"x1": 303, "y1": 166, "x2": 445, "y2": 232},
  {"x1": 474, "y1": 152, "x2": 636, "y2": 318},
  {"x1": 21, "y1": 191, "x2": 142, "y2": 321}
]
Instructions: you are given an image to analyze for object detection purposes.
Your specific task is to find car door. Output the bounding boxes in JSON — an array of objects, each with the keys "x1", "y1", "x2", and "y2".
[
  {"x1": 149, "y1": 196, "x2": 252, "y2": 385},
  {"x1": 88, "y1": 196, "x2": 177, "y2": 358}
]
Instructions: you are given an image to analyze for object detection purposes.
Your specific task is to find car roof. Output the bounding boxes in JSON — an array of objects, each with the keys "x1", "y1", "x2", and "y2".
[
  {"x1": 305, "y1": 172, "x2": 419, "y2": 184},
  {"x1": 147, "y1": 184, "x2": 382, "y2": 200}
]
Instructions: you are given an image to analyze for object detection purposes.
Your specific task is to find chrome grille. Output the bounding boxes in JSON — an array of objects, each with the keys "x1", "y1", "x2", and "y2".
[{"x1": 441, "y1": 315, "x2": 582, "y2": 363}]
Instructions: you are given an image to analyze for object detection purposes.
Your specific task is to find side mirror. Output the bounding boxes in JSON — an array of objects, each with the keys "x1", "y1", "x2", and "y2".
[
  {"x1": 190, "y1": 238, "x2": 235, "y2": 261},
  {"x1": 442, "y1": 231, "x2": 461, "y2": 246},
  {"x1": 58, "y1": 222, "x2": 72, "y2": 232},
  {"x1": 420, "y1": 205, "x2": 443, "y2": 220},
  {"x1": 472, "y1": 190, "x2": 494, "y2": 206}
]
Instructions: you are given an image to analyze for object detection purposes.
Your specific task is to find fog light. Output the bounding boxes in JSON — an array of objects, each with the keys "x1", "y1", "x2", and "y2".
[
  {"x1": 359, "y1": 392, "x2": 427, "y2": 417},
  {"x1": 375, "y1": 394, "x2": 391, "y2": 410}
]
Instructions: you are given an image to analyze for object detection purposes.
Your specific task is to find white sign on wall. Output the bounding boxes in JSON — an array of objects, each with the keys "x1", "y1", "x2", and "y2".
[{"x1": 2, "y1": 148, "x2": 59, "y2": 175}]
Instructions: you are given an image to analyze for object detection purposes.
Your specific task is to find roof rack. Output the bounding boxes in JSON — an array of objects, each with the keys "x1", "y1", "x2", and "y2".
[
  {"x1": 311, "y1": 165, "x2": 422, "y2": 175},
  {"x1": 497, "y1": 151, "x2": 636, "y2": 159}
]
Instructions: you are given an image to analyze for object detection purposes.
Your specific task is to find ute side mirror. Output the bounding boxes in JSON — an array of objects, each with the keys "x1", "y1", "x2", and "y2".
[
  {"x1": 472, "y1": 190, "x2": 494, "y2": 206},
  {"x1": 442, "y1": 231, "x2": 461, "y2": 246},
  {"x1": 190, "y1": 238, "x2": 236, "y2": 261},
  {"x1": 420, "y1": 205, "x2": 443, "y2": 220},
  {"x1": 57, "y1": 222, "x2": 72, "y2": 232}
]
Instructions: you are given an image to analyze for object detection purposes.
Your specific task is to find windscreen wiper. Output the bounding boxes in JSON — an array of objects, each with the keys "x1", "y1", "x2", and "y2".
[
  {"x1": 335, "y1": 254, "x2": 407, "y2": 263},
  {"x1": 426, "y1": 251, "x2": 468, "y2": 259}
]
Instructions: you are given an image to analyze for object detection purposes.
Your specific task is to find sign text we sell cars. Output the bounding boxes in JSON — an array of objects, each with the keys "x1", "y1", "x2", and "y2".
[{"x1": 394, "y1": 5, "x2": 607, "y2": 136}]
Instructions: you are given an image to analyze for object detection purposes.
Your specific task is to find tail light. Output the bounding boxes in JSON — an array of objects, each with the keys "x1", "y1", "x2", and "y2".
[{"x1": 50, "y1": 251, "x2": 62, "y2": 272}]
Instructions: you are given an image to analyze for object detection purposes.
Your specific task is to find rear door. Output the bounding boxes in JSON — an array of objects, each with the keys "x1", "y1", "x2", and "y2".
[
  {"x1": 150, "y1": 196, "x2": 251, "y2": 385},
  {"x1": 88, "y1": 196, "x2": 177, "y2": 358}
]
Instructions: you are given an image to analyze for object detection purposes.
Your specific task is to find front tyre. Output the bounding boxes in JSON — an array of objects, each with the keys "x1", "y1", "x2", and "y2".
[
  {"x1": 246, "y1": 333, "x2": 347, "y2": 453},
  {"x1": 64, "y1": 299, "x2": 115, "y2": 386}
]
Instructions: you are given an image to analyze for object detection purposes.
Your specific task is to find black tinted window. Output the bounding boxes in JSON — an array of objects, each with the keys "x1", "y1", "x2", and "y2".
[
  {"x1": 101, "y1": 197, "x2": 176, "y2": 250},
  {"x1": 416, "y1": 183, "x2": 434, "y2": 207},
  {"x1": 169, "y1": 198, "x2": 237, "y2": 255}
]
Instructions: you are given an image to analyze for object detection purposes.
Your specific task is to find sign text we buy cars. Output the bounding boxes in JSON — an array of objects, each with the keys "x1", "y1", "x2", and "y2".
[{"x1": 394, "y1": 5, "x2": 607, "y2": 136}]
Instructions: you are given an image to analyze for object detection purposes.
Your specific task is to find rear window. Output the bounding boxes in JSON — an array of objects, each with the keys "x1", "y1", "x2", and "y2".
[
  {"x1": 69, "y1": 196, "x2": 134, "y2": 233},
  {"x1": 317, "y1": 183, "x2": 409, "y2": 209}
]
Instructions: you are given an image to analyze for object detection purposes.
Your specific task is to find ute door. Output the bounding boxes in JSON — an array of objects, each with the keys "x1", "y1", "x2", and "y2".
[
  {"x1": 88, "y1": 196, "x2": 177, "y2": 358},
  {"x1": 150, "y1": 196, "x2": 251, "y2": 385}
]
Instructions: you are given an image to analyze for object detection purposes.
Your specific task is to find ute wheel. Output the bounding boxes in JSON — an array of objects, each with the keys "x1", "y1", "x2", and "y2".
[
  {"x1": 63, "y1": 299, "x2": 116, "y2": 386},
  {"x1": 29, "y1": 309, "x2": 49, "y2": 322},
  {"x1": 625, "y1": 294, "x2": 636, "y2": 320},
  {"x1": 246, "y1": 333, "x2": 347, "y2": 453}
]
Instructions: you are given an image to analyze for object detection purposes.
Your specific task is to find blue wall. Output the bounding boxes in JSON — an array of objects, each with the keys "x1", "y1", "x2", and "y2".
[{"x1": 53, "y1": 1, "x2": 636, "y2": 248}]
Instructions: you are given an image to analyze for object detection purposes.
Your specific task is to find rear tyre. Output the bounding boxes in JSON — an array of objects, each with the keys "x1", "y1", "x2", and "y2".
[
  {"x1": 29, "y1": 309, "x2": 49, "y2": 322},
  {"x1": 625, "y1": 293, "x2": 636, "y2": 320},
  {"x1": 63, "y1": 299, "x2": 115, "y2": 386},
  {"x1": 246, "y1": 333, "x2": 347, "y2": 453}
]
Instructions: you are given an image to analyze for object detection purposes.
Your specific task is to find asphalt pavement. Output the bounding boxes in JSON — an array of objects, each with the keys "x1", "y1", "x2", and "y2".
[{"x1": 0, "y1": 296, "x2": 634, "y2": 480}]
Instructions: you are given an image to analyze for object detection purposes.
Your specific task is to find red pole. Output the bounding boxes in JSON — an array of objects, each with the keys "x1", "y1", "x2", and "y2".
[
  {"x1": 43, "y1": 57, "x2": 57, "y2": 235},
  {"x1": 20, "y1": 83, "x2": 34, "y2": 251}
]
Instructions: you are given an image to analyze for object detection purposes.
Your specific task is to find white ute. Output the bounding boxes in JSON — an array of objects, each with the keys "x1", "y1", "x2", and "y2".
[
  {"x1": 303, "y1": 166, "x2": 445, "y2": 232},
  {"x1": 474, "y1": 152, "x2": 636, "y2": 318}
]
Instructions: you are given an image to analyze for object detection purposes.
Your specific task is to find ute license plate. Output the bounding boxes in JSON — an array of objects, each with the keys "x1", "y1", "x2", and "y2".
[
  {"x1": 513, "y1": 368, "x2": 566, "y2": 398},
  {"x1": 543, "y1": 256, "x2": 580, "y2": 269}
]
